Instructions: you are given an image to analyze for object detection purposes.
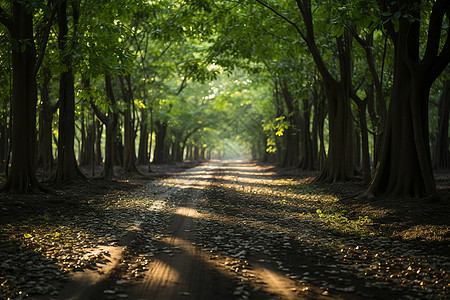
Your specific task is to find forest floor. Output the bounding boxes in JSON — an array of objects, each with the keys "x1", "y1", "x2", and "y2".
[{"x1": 0, "y1": 160, "x2": 449, "y2": 300}]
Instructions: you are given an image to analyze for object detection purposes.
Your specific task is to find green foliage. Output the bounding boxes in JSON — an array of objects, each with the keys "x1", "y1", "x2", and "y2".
[{"x1": 315, "y1": 208, "x2": 373, "y2": 236}]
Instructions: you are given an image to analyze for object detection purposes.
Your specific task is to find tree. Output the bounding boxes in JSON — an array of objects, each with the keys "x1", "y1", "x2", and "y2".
[
  {"x1": 254, "y1": 0, "x2": 357, "y2": 182},
  {"x1": 0, "y1": 1, "x2": 52, "y2": 192},
  {"x1": 53, "y1": 0, "x2": 85, "y2": 184},
  {"x1": 434, "y1": 78, "x2": 450, "y2": 170},
  {"x1": 364, "y1": 0, "x2": 450, "y2": 199}
]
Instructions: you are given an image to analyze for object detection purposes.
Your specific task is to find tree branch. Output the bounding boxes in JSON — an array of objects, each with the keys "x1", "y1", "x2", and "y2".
[
  {"x1": 34, "y1": 0, "x2": 58, "y2": 77},
  {"x1": 422, "y1": 0, "x2": 450, "y2": 66},
  {"x1": 429, "y1": 6, "x2": 450, "y2": 81},
  {"x1": 254, "y1": 0, "x2": 306, "y2": 41}
]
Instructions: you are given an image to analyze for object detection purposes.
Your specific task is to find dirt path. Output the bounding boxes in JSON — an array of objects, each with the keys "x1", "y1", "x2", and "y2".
[{"x1": 7, "y1": 160, "x2": 449, "y2": 299}]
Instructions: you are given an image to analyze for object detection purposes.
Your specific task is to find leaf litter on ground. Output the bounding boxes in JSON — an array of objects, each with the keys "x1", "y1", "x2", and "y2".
[{"x1": 0, "y1": 162, "x2": 449, "y2": 299}]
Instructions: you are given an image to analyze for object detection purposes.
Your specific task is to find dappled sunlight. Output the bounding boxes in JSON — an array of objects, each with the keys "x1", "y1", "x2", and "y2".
[
  {"x1": 148, "y1": 200, "x2": 168, "y2": 211},
  {"x1": 174, "y1": 206, "x2": 202, "y2": 218},
  {"x1": 2, "y1": 161, "x2": 447, "y2": 299},
  {"x1": 156, "y1": 235, "x2": 306, "y2": 299},
  {"x1": 141, "y1": 257, "x2": 183, "y2": 287}
]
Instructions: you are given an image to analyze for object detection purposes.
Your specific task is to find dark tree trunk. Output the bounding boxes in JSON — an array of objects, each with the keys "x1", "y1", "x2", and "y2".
[
  {"x1": 297, "y1": 2, "x2": 355, "y2": 181},
  {"x1": 365, "y1": 0, "x2": 450, "y2": 199},
  {"x1": 0, "y1": 106, "x2": 8, "y2": 172},
  {"x1": 53, "y1": 0, "x2": 84, "y2": 184},
  {"x1": 186, "y1": 144, "x2": 193, "y2": 161},
  {"x1": 312, "y1": 87, "x2": 326, "y2": 171},
  {"x1": 115, "y1": 131, "x2": 124, "y2": 166},
  {"x1": 351, "y1": 31, "x2": 387, "y2": 166},
  {"x1": 78, "y1": 119, "x2": 96, "y2": 167},
  {"x1": 172, "y1": 137, "x2": 183, "y2": 163},
  {"x1": 119, "y1": 75, "x2": 140, "y2": 174},
  {"x1": 315, "y1": 80, "x2": 354, "y2": 182},
  {"x1": 1, "y1": 2, "x2": 45, "y2": 192},
  {"x1": 350, "y1": 91, "x2": 372, "y2": 185},
  {"x1": 78, "y1": 76, "x2": 95, "y2": 167},
  {"x1": 95, "y1": 120, "x2": 102, "y2": 164},
  {"x1": 153, "y1": 120, "x2": 167, "y2": 164},
  {"x1": 90, "y1": 73, "x2": 118, "y2": 179},
  {"x1": 200, "y1": 147, "x2": 206, "y2": 160},
  {"x1": 278, "y1": 80, "x2": 301, "y2": 168},
  {"x1": 37, "y1": 67, "x2": 56, "y2": 176},
  {"x1": 434, "y1": 80, "x2": 450, "y2": 169},
  {"x1": 299, "y1": 98, "x2": 315, "y2": 170},
  {"x1": 357, "y1": 101, "x2": 371, "y2": 185},
  {"x1": 137, "y1": 109, "x2": 149, "y2": 165},
  {"x1": 193, "y1": 146, "x2": 200, "y2": 161},
  {"x1": 148, "y1": 107, "x2": 154, "y2": 172}
]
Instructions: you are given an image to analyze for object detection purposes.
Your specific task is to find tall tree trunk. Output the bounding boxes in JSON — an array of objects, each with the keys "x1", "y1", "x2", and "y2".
[
  {"x1": 279, "y1": 80, "x2": 301, "y2": 168},
  {"x1": 91, "y1": 73, "x2": 118, "y2": 179},
  {"x1": 1, "y1": 2, "x2": 45, "y2": 192},
  {"x1": 137, "y1": 109, "x2": 149, "y2": 165},
  {"x1": 119, "y1": 75, "x2": 140, "y2": 174},
  {"x1": 153, "y1": 120, "x2": 167, "y2": 164},
  {"x1": 365, "y1": 0, "x2": 450, "y2": 199},
  {"x1": 312, "y1": 86, "x2": 326, "y2": 171},
  {"x1": 37, "y1": 67, "x2": 56, "y2": 176},
  {"x1": 148, "y1": 107, "x2": 154, "y2": 172},
  {"x1": 0, "y1": 105, "x2": 8, "y2": 172},
  {"x1": 95, "y1": 120, "x2": 102, "y2": 165},
  {"x1": 53, "y1": 0, "x2": 84, "y2": 184},
  {"x1": 357, "y1": 100, "x2": 371, "y2": 185},
  {"x1": 315, "y1": 80, "x2": 354, "y2": 182},
  {"x1": 434, "y1": 80, "x2": 450, "y2": 169},
  {"x1": 258, "y1": 0, "x2": 355, "y2": 181},
  {"x1": 299, "y1": 97, "x2": 315, "y2": 170}
]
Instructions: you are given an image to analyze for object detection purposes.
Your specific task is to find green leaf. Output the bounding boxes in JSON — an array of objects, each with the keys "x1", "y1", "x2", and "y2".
[{"x1": 392, "y1": 19, "x2": 399, "y2": 32}]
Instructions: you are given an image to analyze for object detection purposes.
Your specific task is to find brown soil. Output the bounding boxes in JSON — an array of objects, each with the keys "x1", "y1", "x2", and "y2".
[{"x1": 0, "y1": 161, "x2": 449, "y2": 299}]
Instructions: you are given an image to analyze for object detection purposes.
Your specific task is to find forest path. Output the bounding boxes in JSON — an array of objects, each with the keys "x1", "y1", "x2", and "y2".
[{"x1": 34, "y1": 160, "x2": 449, "y2": 299}]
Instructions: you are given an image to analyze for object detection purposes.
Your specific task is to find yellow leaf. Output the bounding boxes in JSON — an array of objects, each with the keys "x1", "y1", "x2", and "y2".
[
  {"x1": 55, "y1": 232, "x2": 61, "y2": 238},
  {"x1": 24, "y1": 233, "x2": 32, "y2": 239}
]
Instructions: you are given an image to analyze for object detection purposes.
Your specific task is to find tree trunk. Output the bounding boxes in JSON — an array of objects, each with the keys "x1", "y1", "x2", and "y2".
[
  {"x1": 95, "y1": 120, "x2": 102, "y2": 165},
  {"x1": 1, "y1": 2, "x2": 45, "y2": 192},
  {"x1": 92, "y1": 73, "x2": 118, "y2": 179},
  {"x1": 37, "y1": 67, "x2": 56, "y2": 176},
  {"x1": 434, "y1": 80, "x2": 450, "y2": 169},
  {"x1": 148, "y1": 107, "x2": 154, "y2": 172},
  {"x1": 312, "y1": 87, "x2": 326, "y2": 171},
  {"x1": 78, "y1": 76, "x2": 96, "y2": 168},
  {"x1": 153, "y1": 120, "x2": 167, "y2": 164},
  {"x1": 299, "y1": 97, "x2": 315, "y2": 170},
  {"x1": 193, "y1": 146, "x2": 200, "y2": 161},
  {"x1": 367, "y1": 70, "x2": 435, "y2": 198},
  {"x1": 137, "y1": 109, "x2": 149, "y2": 165},
  {"x1": 357, "y1": 100, "x2": 371, "y2": 185},
  {"x1": 53, "y1": 0, "x2": 84, "y2": 184},
  {"x1": 0, "y1": 106, "x2": 8, "y2": 172},
  {"x1": 279, "y1": 80, "x2": 301, "y2": 168},
  {"x1": 315, "y1": 81, "x2": 354, "y2": 182},
  {"x1": 365, "y1": 0, "x2": 450, "y2": 199},
  {"x1": 119, "y1": 75, "x2": 140, "y2": 174}
]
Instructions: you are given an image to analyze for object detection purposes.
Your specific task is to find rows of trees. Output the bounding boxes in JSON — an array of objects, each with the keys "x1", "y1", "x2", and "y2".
[{"x1": 0, "y1": 0, "x2": 448, "y2": 200}]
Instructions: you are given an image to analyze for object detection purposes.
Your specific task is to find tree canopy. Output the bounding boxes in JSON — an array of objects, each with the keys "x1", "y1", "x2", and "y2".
[{"x1": 0, "y1": 0, "x2": 448, "y2": 199}]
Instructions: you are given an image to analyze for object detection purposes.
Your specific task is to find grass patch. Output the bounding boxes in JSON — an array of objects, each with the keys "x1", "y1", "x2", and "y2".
[{"x1": 315, "y1": 209, "x2": 374, "y2": 237}]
